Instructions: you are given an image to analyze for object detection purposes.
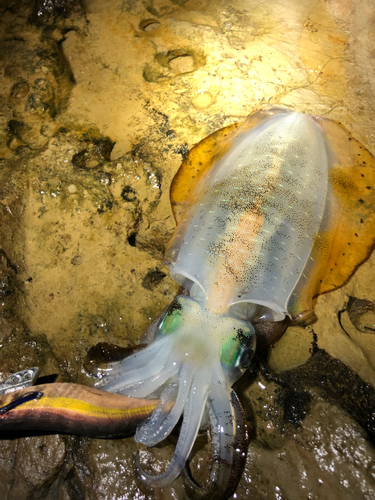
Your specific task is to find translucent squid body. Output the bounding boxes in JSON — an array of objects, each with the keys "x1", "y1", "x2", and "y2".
[{"x1": 102, "y1": 107, "x2": 375, "y2": 498}]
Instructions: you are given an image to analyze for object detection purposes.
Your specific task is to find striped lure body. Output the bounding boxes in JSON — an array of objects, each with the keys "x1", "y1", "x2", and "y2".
[{"x1": 103, "y1": 107, "x2": 375, "y2": 499}]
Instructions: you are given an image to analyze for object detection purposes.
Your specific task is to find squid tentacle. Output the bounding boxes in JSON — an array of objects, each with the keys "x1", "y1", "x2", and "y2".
[
  {"x1": 135, "y1": 379, "x2": 210, "y2": 489},
  {"x1": 124, "y1": 362, "x2": 179, "y2": 399},
  {"x1": 103, "y1": 337, "x2": 172, "y2": 393},
  {"x1": 182, "y1": 389, "x2": 249, "y2": 500},
  {"x1": 103, "y1": 336, "x2": 170, "y2": 376},
  {"x1": 134, "y1": 383, "x2": 178, "y2": 444},
  {"x1": 136, "y1": 365, "x2": 193, "y2": 446}
]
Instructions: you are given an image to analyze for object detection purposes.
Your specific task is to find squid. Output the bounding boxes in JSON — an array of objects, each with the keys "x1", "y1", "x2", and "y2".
[{"x1": 101, "y1": 107, "x2": 375, "y2": 498}]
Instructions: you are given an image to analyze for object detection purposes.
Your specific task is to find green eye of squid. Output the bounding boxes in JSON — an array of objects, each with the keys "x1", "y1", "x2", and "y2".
[
  {"x1": 160, "y1": 310, "x2": 181, "y2": 335},
  {"x1": 220, "y1": 328, "x2": 253, "y2": 370},
  {"x1": 159, "y1": 298, "x2": 184, "y2": 335}
]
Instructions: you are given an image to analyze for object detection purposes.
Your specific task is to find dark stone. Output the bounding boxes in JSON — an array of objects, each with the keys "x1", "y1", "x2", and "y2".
[
  {"x1": 10, "y1": 79, "x2": 30, "y2": 99},
  {"x1": 142, "y1": 269, "x2": 167, "y2": 290},
  {"x1": 72, "y1": 138, "x2": 114, "y2": 170},
  {"x1": 347, "y1": 296, "x2": 375, "y2": 333}
]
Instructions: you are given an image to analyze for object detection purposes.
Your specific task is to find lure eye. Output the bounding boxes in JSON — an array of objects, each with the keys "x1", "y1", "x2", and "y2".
[{"x1": 220, "y1": 325, "x2": 255, "y2": 381}]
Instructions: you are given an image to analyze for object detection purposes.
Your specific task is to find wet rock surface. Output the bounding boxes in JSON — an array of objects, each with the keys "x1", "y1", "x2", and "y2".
[
  {"x1": 0, "y1": 0, "x2": 374, "y2": 498},
  {"x1": 241, "y1": 400, "x2": 375, "y2": 500},
  {"x1": 0, "y1": 433, "x2": 67, "y2": 500}
]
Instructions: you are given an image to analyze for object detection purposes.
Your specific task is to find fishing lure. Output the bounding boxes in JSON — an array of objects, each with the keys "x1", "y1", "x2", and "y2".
[
  {"x1": 102, "y1": 107, "x2": 375, "y2": 498},
  {"x1": 0, "y1": 382, "x2": 158, "y2": 438},
  {"x1": 0, "y1": 367, "x2": 39, "y2": 395}
]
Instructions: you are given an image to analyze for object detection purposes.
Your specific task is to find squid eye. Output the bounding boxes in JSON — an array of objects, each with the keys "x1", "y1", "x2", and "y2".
[
  {"x1": 160, "y1": 310, "x2": 180, "y2": 336},
  {"x1": 220, "y1": 326, "x2": 255, "y2": 379},
  {"x1": 159, "y1": 301, "x2": 183, "y2": 336},
  {"x1": 238, "y1": 346, "x2": 253, "y2": 369}
]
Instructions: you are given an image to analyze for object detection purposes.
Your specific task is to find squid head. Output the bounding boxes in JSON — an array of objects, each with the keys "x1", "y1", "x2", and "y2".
[{"x1": 103, "y1": 293, "x2": 255, "y2": 490}]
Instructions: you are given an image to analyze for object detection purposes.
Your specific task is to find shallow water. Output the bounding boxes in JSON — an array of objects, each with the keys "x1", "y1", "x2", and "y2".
[{"x1": 0, "y1": 0, "x2": 374, "y2": 498}]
